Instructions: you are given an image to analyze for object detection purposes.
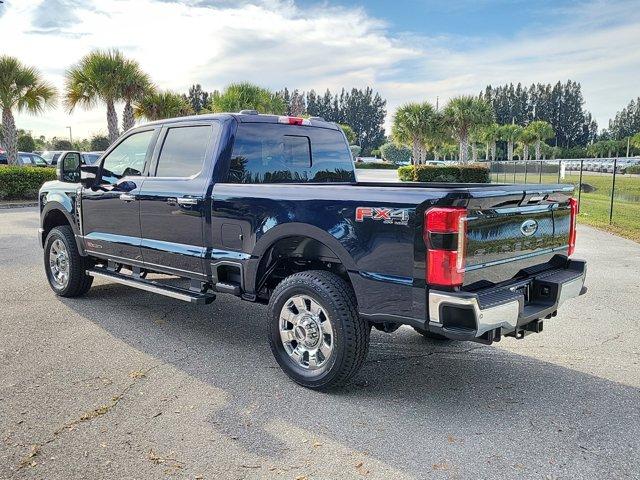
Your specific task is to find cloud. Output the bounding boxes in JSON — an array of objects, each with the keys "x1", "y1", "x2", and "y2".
[{"x1": 1, "y1": 0, "x2": 639, "y2": 138}]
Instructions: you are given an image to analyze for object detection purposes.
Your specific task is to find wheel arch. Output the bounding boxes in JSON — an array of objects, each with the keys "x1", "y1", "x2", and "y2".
[
  {"x1": 246, "y1": 223, "x2": 358, "y2": 297},
  {"x1": 41, "y1": 201, "x2": 83, "y2": 254}
]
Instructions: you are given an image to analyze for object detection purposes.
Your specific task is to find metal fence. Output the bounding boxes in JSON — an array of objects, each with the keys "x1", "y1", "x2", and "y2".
[{"x1": 487, "y1": 158, "x2": 640, "y2": 229}]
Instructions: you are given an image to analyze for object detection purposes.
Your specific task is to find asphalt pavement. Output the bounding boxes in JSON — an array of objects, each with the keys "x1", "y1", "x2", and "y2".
[{"x1": 1, "y1": 207, "x2": 639, "y2": 479}]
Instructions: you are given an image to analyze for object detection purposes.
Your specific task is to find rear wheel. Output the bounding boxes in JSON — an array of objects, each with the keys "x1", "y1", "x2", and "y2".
[
  {"x1": 413, "y1": 326, "x2": 452, "y2": 341},
  {"x1": 268, "y1": 270, "x2": 369, "y2": 390},
  {"x1": 44, "y1": 225, "x2": 93, "y2": 297}
]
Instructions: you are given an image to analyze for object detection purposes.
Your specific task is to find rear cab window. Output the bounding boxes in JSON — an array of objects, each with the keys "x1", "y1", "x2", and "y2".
[{"x1": 228, "y1": 123, "x2": 355, "y2": 183}]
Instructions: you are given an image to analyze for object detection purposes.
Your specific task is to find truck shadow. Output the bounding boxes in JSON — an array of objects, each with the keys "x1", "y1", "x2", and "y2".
[{"x1": 65, "y1": 282, "x2": 639, "y2": 476}]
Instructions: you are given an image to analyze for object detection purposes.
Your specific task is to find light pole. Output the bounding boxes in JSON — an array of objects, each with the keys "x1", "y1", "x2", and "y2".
[{"x1": 66, "y1": 126, "x2": 73, "y2": 145}]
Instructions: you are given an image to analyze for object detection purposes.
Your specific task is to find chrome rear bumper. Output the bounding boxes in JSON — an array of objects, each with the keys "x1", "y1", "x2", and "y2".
[{"x1": 427, "y1": 259, "x2": 587, "y2": 341}]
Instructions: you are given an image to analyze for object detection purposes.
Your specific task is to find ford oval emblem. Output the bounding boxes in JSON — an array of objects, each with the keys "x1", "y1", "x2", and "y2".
[{"x1": 520, "y1": 219, "x2": 538, "y2": 236}]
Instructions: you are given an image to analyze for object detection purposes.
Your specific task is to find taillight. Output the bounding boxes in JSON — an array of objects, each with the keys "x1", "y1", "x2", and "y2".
[
  {"x1": 568, "y1": 198, "x2": 578, "y2": 256},
  {"x1": 424, "y1": 207, "x2": 467, "y2": 287}
]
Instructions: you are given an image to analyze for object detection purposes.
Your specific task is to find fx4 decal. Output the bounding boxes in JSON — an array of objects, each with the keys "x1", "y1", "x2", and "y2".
[{"x1": 355, "y1": 207, "x2": 412, "y2": 226}]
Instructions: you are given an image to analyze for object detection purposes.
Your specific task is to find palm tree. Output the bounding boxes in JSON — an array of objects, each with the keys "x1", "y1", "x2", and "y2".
[
  {"x1": 0, "y1": 56, "x2": 56, "y2": 165},
  {"x1": 478, "y1": 123, "x2": 500, "y2": 161},
  {"x1": 391, "y1": 101, "x2": 437, "y2": 165},
  {"x1": 525, "y1": 120, "x2": 554, "y2": 160},
  {"x1": 209, "y1": 82, "x2": 286, "y2": 115},
  {"x1": 64, "y1": 49, "x2": 127, "y2": 144},
  {"x1": 499, "y1": 124, "x2": 523, "y2": 161},
  {"x1": 442, "y1": 96, "x2": 494, "y2": 164},
  {"x1": 120, "y1": 60, "x2": 152, "y2": 132},
  {"x1": 134, "y1": 90, "x2": 193, "y2": 121},
  {"x1": 517, "y1": 128, "x2": 537, "y2": 161}
]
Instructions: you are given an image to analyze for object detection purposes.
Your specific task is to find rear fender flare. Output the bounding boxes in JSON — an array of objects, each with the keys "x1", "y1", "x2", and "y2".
[{"x1": 245, "y1": 222, "x2": 357, "y2": 293}]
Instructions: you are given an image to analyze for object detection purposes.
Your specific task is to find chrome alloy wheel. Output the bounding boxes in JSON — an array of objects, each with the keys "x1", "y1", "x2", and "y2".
[
  {"x1": 279, "y1": 295, "x2": 333, "y2": 370},
  {"x1": 49, "y1": 239, "x2": 70, "y2": 287}
]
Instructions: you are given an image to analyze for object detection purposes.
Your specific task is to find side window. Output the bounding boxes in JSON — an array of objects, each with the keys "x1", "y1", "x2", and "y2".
[
  {"x1": 19, "y1": 154, "x2": 32, "y2": 166},
  {"x1": 101, "y1": 130, "x2": 154, "y2": 184},
  {"x1": 155, "y1": 125, "x2": 212, "y2": 178}
]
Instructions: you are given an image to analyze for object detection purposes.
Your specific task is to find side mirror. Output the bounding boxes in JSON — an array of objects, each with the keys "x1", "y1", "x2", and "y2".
[
  {"x1": 56, "y1": 153, "x2": 81, "y2": 183},
  {"x1": 80, "y1": 164, "x2": 98, "y2": 187}
]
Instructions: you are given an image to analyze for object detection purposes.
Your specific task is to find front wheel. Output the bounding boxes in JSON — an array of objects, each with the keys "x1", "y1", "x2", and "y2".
[
  {"x1": 44, "y1": 225, "x2": 93, "y2": 297},
  {"x1": 268, "y1": 271, "x2": 369, "y2": 390}
]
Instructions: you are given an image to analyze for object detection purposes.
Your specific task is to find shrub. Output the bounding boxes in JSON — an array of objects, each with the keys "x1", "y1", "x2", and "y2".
[
  {"x1": 624, "y1": 165, "x2": 640, "y2": 174},
  {"x1": 398, "y1": 164, "x2": 490, "y2": 183},
  {"x1": 0, "y1": 166, "x2": 56, "y2": 200},
  {"x1": 354, "y1": 162, "x2": 398, "y2": 169},
  {"x1": 90, "y1": 135, "x2": 110, "y2": 151},
  {"x1": 397, "y1": 165, "x2": 414, "y2": 181},
  {"x1": 380, "y1": 142, "x2": 411, "y2": 164},
  {"x1": 17, "y1": 134, "x2": 36, "y2": 152}
]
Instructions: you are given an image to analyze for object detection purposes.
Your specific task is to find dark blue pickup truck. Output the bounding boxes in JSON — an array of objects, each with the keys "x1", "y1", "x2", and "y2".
[{"x1": 39, "y1": 111, "x2": 587, "y2": 389}]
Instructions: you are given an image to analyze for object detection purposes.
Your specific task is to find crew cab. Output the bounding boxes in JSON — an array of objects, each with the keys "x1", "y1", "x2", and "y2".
[{"x1": 39, "y1": 112, "x2": 587, "y2": 389}]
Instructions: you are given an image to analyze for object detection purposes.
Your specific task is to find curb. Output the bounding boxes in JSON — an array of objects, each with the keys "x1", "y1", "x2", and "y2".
[{"x1": 0, "y1": 202, "x2": 38, "y2": 209}]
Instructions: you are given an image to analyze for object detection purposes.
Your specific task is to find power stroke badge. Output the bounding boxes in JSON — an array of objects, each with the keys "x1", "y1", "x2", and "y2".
[{"x1": 355, "y1": 207, "x2": 412, "y2": 226}]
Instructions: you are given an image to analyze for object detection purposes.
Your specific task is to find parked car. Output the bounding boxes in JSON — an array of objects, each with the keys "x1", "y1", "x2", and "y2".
[
  {"x1": 0, "y1": 150, "x2": 48, "y2": 166},
  {"x1": 81, "y1": 151, "x2": 104, "y2": 165},
  {"x1": 40, "y1": 151, "x2": 64, "y2": 166},
  {"x1": 19, "y1": 152, "x2": 50, "y2": 167},
  {"x1": 39, "y1": 112, "x2": 587, "y2": 390}
]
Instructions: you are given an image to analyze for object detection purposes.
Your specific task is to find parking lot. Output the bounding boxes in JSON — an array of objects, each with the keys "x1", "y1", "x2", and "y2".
[{"x1": 1, "y1": 207, "x2": 639, "y2": 479}]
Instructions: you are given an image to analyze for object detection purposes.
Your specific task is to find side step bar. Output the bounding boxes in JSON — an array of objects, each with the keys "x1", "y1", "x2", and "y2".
[{"x1": 87, "y1": 268, "x2": 216, "y2": 304}]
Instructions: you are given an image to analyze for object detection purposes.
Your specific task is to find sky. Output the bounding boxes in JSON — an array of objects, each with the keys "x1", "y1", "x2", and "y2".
[{"x1": 1, "y1": 0, "x2": 639, "y2": 140}]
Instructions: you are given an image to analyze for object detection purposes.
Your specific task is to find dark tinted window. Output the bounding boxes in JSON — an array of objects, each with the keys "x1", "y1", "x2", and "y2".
[
  {"x1": 229, "y1": 124, "x2": 355, "y2": 183},
  {"x1": 156, "y1": 125, "x2": 212, "y2": 177}
]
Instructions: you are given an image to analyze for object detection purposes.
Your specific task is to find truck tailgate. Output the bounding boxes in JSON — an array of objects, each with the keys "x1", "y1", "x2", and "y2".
[
  {"x1": 464, "y1": 202, "x2": 572, "y2": 287},
  {"x1": 457, "y1": 185, "x2": 575, "y2": 288}
]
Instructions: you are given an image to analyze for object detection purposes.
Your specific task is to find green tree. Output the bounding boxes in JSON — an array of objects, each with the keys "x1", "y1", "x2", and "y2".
[
  {"x1": 607, "y1": 97, "x2": 640, "y2": 140},
  {"x1": 482, "y1": 81, "x2": 597, "y2": 147},
  {"x1": 0, "y1": 56, "x2": 56, "y2": 164},
  {"x1": 477, "y1": 123, "x2": 500, "y2": 161},
  {"x1": 499, "y1": 124, "x2": 523, "y2": 161},
  {"x1": 209, "y1": 82, "x2": 286, "y2": 115},
  {"x1": 65, "y1": 49, "x2": 127, "y2": 144},
  {"x1": 304, "y1": 87, "x2": 387, "y2": 155},
  {"x1": 134, "y1": 90, "x2": 193, "y2": 121},
  {"x1": 339, "y1": 124, "x2": 357, "y2": 144},
  {"x1": 185, "y1": 84, "x2": 210, "y2": 114},
  {"x1": 17, "y1": 133, "x2": 36, "y2": 152},
  {"x1": 392, "y1": 101, "x2": 437, "y2": 164},
  {"x1": 380, "y1": 142, "x2": 411, "y2": 164},
  {"x1": 120, "y1": 60, "x2": 152, "y2": 132},
  {"x1": 517, "y1": 127, "x2": 537, "y2": 161},
  {"x1": 443, "y1": 96, "x2": 494, "y2": 164},
  {"x1": 630, "y1": 132, "x2": 640, "y2": 150},
  {"x1": 53, "y1": 139, "x2": 73, "y2": 150},
  {"x1": 90, "y1": 135, "x2": 110, "y2": 151},
  {"x1": 525, "y1": 120, "x2": 555, "y2": 160}
]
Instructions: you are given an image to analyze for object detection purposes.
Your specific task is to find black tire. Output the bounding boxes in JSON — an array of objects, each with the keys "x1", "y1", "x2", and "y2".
[
  {"x1": 412, "y1": 326, "x2": 452, "y2": 341},
  {"x1": 268, "y1": 270, "x2": 369, "y2": 390},
  {"x1": 44, "y1": 225, "x2": 93, "y2": 297}
]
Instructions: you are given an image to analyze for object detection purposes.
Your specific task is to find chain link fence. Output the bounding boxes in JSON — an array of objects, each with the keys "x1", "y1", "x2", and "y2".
[{"x1": 487, "y1": 158, "x2": 640, "y2": 240}]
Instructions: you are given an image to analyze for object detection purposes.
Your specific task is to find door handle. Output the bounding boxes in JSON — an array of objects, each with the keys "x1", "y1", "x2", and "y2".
[
  {"x1": 119, "y1": 193, "x2": 136, "y2": 202},
  {"x1": 176, "y1": 197, "x2": 199, "y2": 206}
]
